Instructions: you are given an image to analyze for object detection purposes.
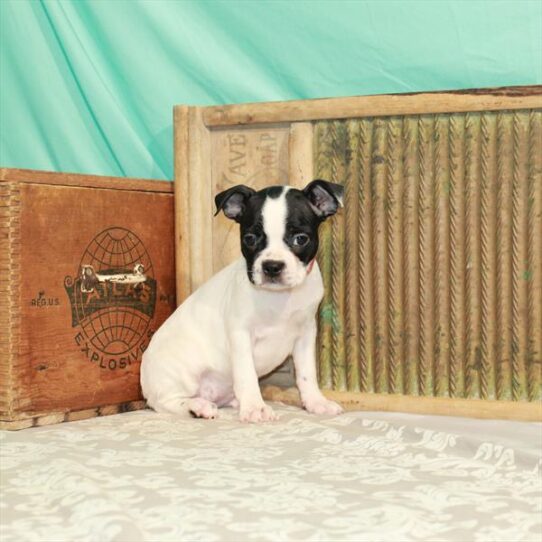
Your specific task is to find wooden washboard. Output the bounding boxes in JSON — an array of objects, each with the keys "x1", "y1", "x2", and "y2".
[{"x1": 174, "y1": 86, "x2": 542, "y2": 421}]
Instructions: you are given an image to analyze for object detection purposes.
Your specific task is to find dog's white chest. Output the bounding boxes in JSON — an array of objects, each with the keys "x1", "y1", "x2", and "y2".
[
  {"x1": 251, "y1": 314, "x2": 306, "y2": 376},
  {"x1": 240, "y1": 275, "x2": 321, "y2": 378}
]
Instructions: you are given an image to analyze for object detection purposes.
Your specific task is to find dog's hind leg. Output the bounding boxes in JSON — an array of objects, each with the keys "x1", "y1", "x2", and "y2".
[
  {"x1": 145, "y1": 371, "x2": 233, "y2": 419},
  {"x1": 198, "y1": 370, "x2": 235, "y2": 408}
]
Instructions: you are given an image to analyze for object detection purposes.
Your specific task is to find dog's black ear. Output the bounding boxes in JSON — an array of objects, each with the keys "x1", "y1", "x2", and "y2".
[
  {"x1": 303, "y1": 179, "x2": 344, "y2": 218},
  {"x1": 214, "y1": 185, "x2": 256, "y2": 222}
]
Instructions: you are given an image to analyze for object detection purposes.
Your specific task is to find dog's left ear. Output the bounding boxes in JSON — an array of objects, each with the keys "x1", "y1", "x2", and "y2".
[
  {"x1": 214, "y1": 185, "x2": 256, "y2": 222},
  {"x1": 303, "y1": 179, "x2": 344, "y2": 218}
]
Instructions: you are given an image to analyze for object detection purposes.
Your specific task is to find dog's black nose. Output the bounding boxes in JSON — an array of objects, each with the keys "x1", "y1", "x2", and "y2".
[{"x1": 262, "y1": 260, "x2": 285, "y2": 278}]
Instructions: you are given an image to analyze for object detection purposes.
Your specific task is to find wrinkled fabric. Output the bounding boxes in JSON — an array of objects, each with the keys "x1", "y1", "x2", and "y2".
[
  {"x1": 1, "y1": 404, "x2": 541, "y2": 542},
  {"x1": 1, "y1": 1, "x2": 541, "y2": 180}
]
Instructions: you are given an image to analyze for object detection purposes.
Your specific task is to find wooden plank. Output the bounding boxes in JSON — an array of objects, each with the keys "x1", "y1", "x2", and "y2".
[
  {"x1": 448, "y1": 114, "x2": 467, "y2": 397},
  {"x1": 479, "y1": 112, "x2": 498, "y2": 398},
  {"x1": 527, "y1": 110, "x2": 542, "y2": 401},
  {"x1": 188, "y1": 109, "x2": 214, "y2": 291},
  {"x1": 288, "y1": 122, "x2": 313, "y2": 188},
  {"x1": 433, "y1": 115, "x2": 451, "y2": 396},
  {"x1": 202, "y1": 86, "x2": 542, "y2": 127},
  {"x1": 495, "y1": 112, "x2": 514, "y2": 400},
  {"x1": 402, "y1": 116, "x2": 420, "y2": 396},
  {"x1": 344, "y1": 121, "x2": 361, "y2": 392},
  {"x1": 510, "y1": 112, "x2": 531, "y2": 400},
  {"x1": 417, "y1": 116, "x2": 436, "y2": 396},
  {"x1": 329, "y1": 121, "x2": 347, "y2": 391},
  {"x1": 464, "y1": 113, "x2": 482, "y2": 398},
  {"x1": 0, "y1": 181, "x2": 19, "y2": 417},
  {"x1": 0, "y1": 168, "x2": 172, "y2": 193},
  {"x1": 262, "y1": 386, "x2": 542, "y2": 422},
  {"x1": 0, "y1": 400, "x2": 147, "y2": 430},
  {"x1": 174, "y1": 105, "x2": 191, "y2": 303},
  {"x1": 385, "y1": 117, "x2": 405, "y2": 394},
  {"x1": 371, "y1": 118, "x2": 389, "y2": 393},
  {"x1": 358, "y1": 119, "x2": 376, "y2": 393}
]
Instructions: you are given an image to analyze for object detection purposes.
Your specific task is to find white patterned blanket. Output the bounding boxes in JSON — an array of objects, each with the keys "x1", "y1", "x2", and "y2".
[{"x1": 1, "y1": 404, "x2": 541, "y2": 542}]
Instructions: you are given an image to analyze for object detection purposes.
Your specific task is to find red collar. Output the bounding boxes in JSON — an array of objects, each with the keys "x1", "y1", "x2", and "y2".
[{"x1": 307, "y1": 258, "x2": 316, "y2": 274}]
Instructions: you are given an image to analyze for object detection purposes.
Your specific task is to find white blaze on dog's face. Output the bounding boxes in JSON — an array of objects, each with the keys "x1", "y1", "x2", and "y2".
[{"x1": 215, "y1": 180, "x2": 344, "y2": 290}]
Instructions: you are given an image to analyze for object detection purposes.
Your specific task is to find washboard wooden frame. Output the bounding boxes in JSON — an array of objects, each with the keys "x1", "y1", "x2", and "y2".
[{"x1": 174, "y1": 86, "x2": 542, "y2": 421}]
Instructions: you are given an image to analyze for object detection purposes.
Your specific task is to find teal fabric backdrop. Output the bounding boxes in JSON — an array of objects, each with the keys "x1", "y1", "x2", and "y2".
[{"x1": 1, "y1": 0, "x2": 541, "y2": 180}]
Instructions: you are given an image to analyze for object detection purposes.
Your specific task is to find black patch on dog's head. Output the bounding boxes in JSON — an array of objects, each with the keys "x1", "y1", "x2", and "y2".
[
  {"x1": 282, "y1": 189, "x2": 322, "y2": 266},
  {"x1": 266, "y1": 186, "x2": 283, "y2": 199},
  {"x1": 282, "y1": 180, "x2": 344, "y2": 266},
  {"x1": 236, "y1": 190, "x2": 269, "y2": 283}
]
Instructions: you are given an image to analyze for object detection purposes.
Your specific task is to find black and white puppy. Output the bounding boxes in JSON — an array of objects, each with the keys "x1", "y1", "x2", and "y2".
[{"x1": 141, "y1": 180, "x2": 344, "y2": 423}]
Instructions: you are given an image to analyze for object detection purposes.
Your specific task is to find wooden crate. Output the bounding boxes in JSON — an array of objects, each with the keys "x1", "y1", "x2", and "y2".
[
  {"x1": 174, "y1": 86, "x2": 542, "y2": 421},
  {"x1": 0, "y1": 169, "x2": 176, "y2": 429}
]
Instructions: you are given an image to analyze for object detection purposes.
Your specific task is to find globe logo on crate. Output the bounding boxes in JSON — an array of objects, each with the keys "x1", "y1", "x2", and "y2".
[{"x1": 64, "y1": 227, "x2": 157, "y2": 370}]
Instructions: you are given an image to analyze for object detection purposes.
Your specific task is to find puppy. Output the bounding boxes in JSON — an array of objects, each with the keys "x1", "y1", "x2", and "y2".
[{"x1": 141, "y1": 180, "x2": 344, "y2": 422}]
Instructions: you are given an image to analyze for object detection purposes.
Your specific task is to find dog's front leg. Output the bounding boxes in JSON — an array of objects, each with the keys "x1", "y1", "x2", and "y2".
[
  {"x1": 293, "y1": 321, "x2": 344, "y2": 416},
  {"x1": 229, "y1": 329, "x2": 278, "y2": 423}
]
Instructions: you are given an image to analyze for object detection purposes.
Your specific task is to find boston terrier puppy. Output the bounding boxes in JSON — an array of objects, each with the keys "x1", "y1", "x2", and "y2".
[{"x1": 141, "y1": 180, "x2": 344, "y2": 423}]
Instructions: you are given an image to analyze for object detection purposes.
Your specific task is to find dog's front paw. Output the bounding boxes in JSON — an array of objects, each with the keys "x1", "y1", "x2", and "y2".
[
  {"x1": 303, "y1": 396, "x2": 344, "y2": 416},
  {"x1": 239, "y1": 401, "x2": 278, "y2": 423}
]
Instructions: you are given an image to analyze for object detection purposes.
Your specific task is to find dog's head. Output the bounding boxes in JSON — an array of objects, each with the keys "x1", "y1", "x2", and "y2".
[{"x1": 215, "y1": 180, "x2": 343, "y2": 290}]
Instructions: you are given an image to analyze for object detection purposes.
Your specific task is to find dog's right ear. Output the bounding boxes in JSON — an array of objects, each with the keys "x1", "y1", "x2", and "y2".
[{"x1": 214, "y1": 185, "x2": 256, "y2": 222}]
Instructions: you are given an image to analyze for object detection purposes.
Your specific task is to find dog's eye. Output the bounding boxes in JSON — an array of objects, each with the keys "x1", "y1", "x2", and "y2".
[
  {"x1": 243, "y1": 233, "x2": 259, "y2": 248},
  {"x1": 292, "y1": 233, "x2": 310, "y2": 247}
]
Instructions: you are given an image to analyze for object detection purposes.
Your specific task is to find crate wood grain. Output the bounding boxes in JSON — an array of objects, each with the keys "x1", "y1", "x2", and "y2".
[
  {"x1": 174, "y1": 86, "x2": 542, "y2": 421},
  {"x1": 0, "y1": 169, "x2": 176, "y2": 430}
]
